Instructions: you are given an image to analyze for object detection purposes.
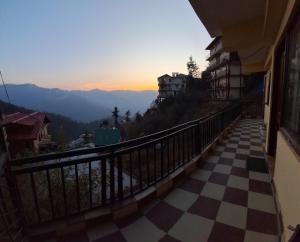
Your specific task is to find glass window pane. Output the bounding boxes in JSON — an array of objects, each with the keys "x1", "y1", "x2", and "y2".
[{"x1": 283, "y1": 16, "x2": 300, "y2": 142}]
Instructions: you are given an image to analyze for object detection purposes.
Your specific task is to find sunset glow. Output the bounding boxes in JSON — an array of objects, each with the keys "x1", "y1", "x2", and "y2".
[{"x1": 80, "y1": 82, "x2": 158, "y2": 91}]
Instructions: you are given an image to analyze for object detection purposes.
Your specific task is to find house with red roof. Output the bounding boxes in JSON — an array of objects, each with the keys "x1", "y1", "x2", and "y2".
[{"x1": 0, "y1": 112, "x2": 51, "y2": 157}]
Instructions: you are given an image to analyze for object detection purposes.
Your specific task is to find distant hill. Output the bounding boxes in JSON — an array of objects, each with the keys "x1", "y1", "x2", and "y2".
[
  {"x1": 0, "y1": 100, "x2": 100, "y2": 142},
  {"x1": 0, "y1": 84, "x2": 157, "y2": 122}
]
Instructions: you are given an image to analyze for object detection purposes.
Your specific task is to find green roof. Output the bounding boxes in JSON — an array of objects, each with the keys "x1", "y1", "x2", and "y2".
[{"x1": 93, "y1": 128, "x2": 121, "y2": 146}]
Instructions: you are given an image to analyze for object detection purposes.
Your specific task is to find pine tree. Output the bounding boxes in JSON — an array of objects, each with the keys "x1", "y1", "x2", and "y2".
[
  {"x1": 187, "y1": 56, "x2": 200, "y2": 78},
  {"x1": 125, "y1": 110, "x2": 131, "y2": 122},
  {"x1": 112, "y1": 107, "x2": 119, "y2": 127},
  {"x1": 135, "y1": 112, "x2": 142, "y2": 123}
]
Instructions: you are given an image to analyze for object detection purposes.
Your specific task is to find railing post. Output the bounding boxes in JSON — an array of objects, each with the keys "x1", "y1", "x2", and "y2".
[
  {"x1": 117, "y1": 155, "x2": 123, "y2": 200},
  {"x1": 101, "y1": 159, "x2": 107, "y2": 204},
  {"x1": 138, "y1": 150, "x2": 142, "y2": 190},
  {"x1": 109, "y1": 150, "x2": 115, "y2": 203},
  {"x1": 160, "y1": 141, "x2": 164, "y2": 178},
  {"x1": 197, "y1": 123, "x2": 202, "y2": 154}
]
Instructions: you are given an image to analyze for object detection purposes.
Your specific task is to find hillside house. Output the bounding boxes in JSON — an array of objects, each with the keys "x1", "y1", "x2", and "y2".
[
  {"x1": 0, "y1": 112, "x2": 51, "y2": 157},
  {"x1": 157, "y1": 72, "x2": 188, "y2": 101}
]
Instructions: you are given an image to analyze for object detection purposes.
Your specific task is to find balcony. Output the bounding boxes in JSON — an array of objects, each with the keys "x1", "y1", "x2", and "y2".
[{"x1": 0, "y1": 101, "x2": 277, "y2": 242}]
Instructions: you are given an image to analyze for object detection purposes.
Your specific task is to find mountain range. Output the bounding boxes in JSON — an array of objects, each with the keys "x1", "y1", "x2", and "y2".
[{"x1": 0, "y1": 84, "x2": 157, "y2": 122}]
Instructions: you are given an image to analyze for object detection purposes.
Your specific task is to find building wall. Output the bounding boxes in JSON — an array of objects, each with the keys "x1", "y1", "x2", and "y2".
[
  {"x1": 229, "y1": 76, "x2": 241, "y2": 88},
  {"x1": 230, "y1": 65, "x2": 240, "y2": 75},
  {"x1": 158, "y1": 74, "x2": 187, "y2": 99},
  {"x1": 263, "y1": 1, "x2": 300, "y2": 241},
  {"x1": 210, "y1": 41, "x2": 222, "y2": 56},
  {"x1": 274, "y1": 132, "x2": 300, "y2": 242}
]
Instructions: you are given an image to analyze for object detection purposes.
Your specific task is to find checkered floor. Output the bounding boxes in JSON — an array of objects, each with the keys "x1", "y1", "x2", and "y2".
[{"x1": 54, "y1": 119, "x2": 279, "y2": 242}]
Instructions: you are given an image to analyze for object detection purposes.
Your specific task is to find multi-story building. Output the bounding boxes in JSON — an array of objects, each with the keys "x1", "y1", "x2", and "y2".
[
  {"x1": 206, "y1": 37, "x2": 243, "y2": 100},
  {"x1": 157, "y1": 72, "x2": 188, "y2": 101}
]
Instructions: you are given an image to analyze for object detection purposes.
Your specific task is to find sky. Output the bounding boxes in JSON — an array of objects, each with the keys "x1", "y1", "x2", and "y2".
[{"x1": 0, "y1": 1, "x2": 211, "y2": 91}]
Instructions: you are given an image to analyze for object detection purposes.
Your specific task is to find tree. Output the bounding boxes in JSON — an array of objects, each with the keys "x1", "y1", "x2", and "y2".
[
  {"x1": 135, "y1": 112, "x2": 142, "y2": 123},
  {"x1": 125, "y1": 110, "x2": 131, "y2": 122},
  {"x1": 187, "y1": 56, "x2": 200, "y2": 78},
  {"x1": 112, "y1": 107, "x2": 119, "y2": 127}
]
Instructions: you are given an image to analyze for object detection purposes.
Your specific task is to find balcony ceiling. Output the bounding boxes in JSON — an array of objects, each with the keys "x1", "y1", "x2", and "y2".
[{"x1": 189, "y1": 0, "x2": 288, "y2": 73}]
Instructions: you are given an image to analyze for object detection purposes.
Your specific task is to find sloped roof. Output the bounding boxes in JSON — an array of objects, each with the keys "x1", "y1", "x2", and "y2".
[
  {"x1": 205, "y1": 37, "x2": 221, "y2": 50},
  {"x1": 158, "y1": 74, "x2": 172, "y2": 79},
  {"x1": 0, "y1": 112, "x2": 50, "y2": 141}
]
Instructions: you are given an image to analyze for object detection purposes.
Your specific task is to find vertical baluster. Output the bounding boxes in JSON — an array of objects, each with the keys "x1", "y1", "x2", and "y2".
[
  {"x1": 187, "y1": 129, "x2": 190, "y2": 162},
  {"x1": 89, "y1": 161, "x2": 92, "y2": 208},
  {"x1": 60, "y1": 167, "x2": 67, "y2": 215},
  {"x1": 177, "y1": 133, "x2": 181, "y2": 166},
  {"x1": 101, "y1": 159, "x2": 107, "y2": 204},
  {"x1": 191, "y1": 127, "x2": 194, "y2": 157},
  {"x1": 191, "y1": 127, "x2": 194, "y2": 158},
  {"x1": 110, "y1": 151, "x2": 115, "y2": 203},
  {"x1": 30, "y1": 172, "x2": 40, "y2": 223},
  {"x1": 204, "y1": 121, "x2": 207, "y2": 147},
  {"x1": 117, "y1": 155, "x2": 123, "y2": 200},
  {"x1": 214, "y1": 116, "x2": 216, "y2": 138},
  {"x1": 182, "y1": 131, "x2": 185, "y2": 164},
  {"x1": 172, "y1": 136, "x2": 176, "y2": 170},
  {"x1": 160, "y1": 141, "x2": 164, "y2": 178},
  {"x1": 167, "y1": 138, "x2": 170, "y2": 174},
  {"x1": 75, "y1": 164, "x2": 80, "y2": 211},
  {"x1": 129, "y1": 152, "x2": 134, "y2": 195},
  {"x1": 193, "y1": 127, "x2": 195, "y2": 157},
  {"x1": 46, "y1": 169, "x2": 54, "y2": 219},
  {"x1": 207, "y1": 120, "x2": 209, "y2": 145},
  {"x1": 138, "y1": 150, "x2": 142, "y2": 190},
  {"x1": 209, "y1": 119, "x2": 212, "y2": 143},
  {"x1": 194, "y1": 126, "x2": 197, "y2": 156},
  {"x1": 196, "y1": 125, "x2": 199, "y2": 154},
  {"x1": 146, "y1": 148, "x2": 150, "y2": 186},
  {"x1": 201, "y1": 122, "x2": 203, "y2": 147},
  {"x1": 154, "y1": 145, "x2": 157, "y2": 182},
  {"x1": 210, "y1": 118, "x2": 213, "y2": 141},
  {"x1": 207, "y1": 120, "x2": 210, "y2": 144}
]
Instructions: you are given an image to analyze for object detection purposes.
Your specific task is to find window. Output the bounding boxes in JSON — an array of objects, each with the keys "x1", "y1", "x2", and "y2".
[{"x1": 282, "y1": 15, "x2": 300, "y2": 143}]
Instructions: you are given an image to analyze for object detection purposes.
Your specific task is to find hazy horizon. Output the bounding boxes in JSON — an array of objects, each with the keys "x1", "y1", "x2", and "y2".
[
  {"x1": 0, "y1": 1, "x2": 211, "y2": 91},
  {"x1": 4, "y1": 82, "x2": 158, "y2": 92}
]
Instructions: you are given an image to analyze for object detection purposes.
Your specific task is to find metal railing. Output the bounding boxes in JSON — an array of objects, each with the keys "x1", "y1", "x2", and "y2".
[
  {"x1": 10, "y1": 104, "x2": 241, "y2": 226},
  {"x1": 241, "y1": 92, "x2": 264, "y2": 118}
]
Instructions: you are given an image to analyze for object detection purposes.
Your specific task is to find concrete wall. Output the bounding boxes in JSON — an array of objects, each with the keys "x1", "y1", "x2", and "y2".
[
  {"x1": 230, "y1": 65, "x2": 241, "y2": 75},
  {"x1": 263, "y1": 1, "x2": 300, "y2": 241},
  {"x1": 229, "y1": 77, "x2": 241, "y2": 88},
  {"x1": 274, "y1": 131, "x2": 300, "y2": 242}
]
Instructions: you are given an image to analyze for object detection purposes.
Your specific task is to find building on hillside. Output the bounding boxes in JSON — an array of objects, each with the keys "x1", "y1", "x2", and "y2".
[
  {"x1": 206, "y1": 37, "x2": 243, "y2": 100},
  {"x1": 0, "y1": 112, "x2": 51, "y2": 157},
  {"x1": 157, "y1": 72, "x2": 188, "y2": 101}
]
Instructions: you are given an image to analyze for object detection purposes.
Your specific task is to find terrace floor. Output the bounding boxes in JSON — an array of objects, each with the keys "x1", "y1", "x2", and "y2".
[{"x1": 51, "y1": 119, "x2": 279, "y2": 242}]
